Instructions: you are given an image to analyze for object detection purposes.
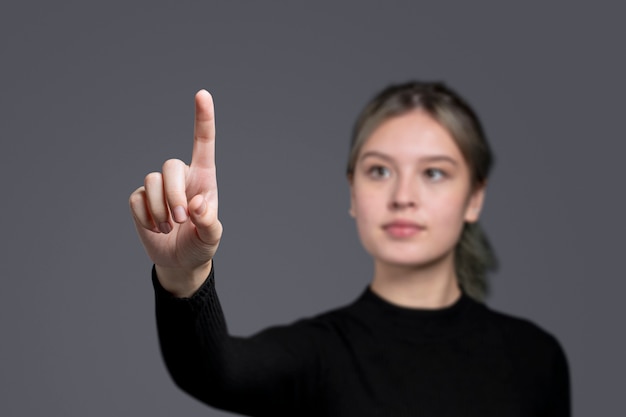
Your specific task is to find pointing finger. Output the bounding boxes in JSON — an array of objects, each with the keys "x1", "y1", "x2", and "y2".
[{"x1": 190, "y1": 90, "x2": 216, "y2": 170}]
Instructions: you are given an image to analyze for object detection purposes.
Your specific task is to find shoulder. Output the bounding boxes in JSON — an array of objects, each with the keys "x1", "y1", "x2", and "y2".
[
  {"x1": 476, "y1": 302, "x2": 569, "y2": 378},
  {"x1": 476, "y1": 303, "x2": 571, "y2": 413},
  {"x1": 480, "y1": 303, "x2": 565, "y2": 352}
]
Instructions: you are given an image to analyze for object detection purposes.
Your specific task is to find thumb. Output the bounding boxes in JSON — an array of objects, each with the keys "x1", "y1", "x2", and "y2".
[{"x1": 188, "y1": 194, "x2": 223, "y2": 246}]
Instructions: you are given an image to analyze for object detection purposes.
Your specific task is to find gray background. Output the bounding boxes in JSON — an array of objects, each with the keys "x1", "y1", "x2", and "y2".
[{"x1": 1, "y1": 1, "x2": 623, "y2": 415}]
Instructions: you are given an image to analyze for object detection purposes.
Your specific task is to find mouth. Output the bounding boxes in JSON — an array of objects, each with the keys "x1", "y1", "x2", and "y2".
[{"x1": 382, "y1": 220, "x2": 425, "y2": 238}]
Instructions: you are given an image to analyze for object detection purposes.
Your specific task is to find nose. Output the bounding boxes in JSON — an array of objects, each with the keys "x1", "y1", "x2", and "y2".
[{"x1": 389, "y1": 174, "x2": 418, "y2": 210}]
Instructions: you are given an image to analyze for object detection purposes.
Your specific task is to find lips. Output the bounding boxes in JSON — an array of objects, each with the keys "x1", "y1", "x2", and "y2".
[{"x1": 382, "y1": 220, "x2": 425, "y2": 238}]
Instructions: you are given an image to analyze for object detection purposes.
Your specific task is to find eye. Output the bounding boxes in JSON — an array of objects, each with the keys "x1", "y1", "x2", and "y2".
[
  {"x1": 425, "y1": 168, "x2": 446, "y2": 182},
  {"x1": 367, "y1": 165, "x2": 391, "y2": 180}
]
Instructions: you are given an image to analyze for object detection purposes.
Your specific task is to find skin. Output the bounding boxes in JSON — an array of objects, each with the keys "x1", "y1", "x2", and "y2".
[
  {"x1": 129, "y1": 92, "x2": 484, "y2": 308},
  {"x1": 349, "y1": 110, "x2": 485, "y2": 309},
  {"x1": 129, "y1": 90, "x2": 222, "y2": 297}
]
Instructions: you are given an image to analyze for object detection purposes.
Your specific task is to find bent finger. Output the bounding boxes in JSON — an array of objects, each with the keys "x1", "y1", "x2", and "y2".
[
  {"x1": 144, "y1": 172, "x2": 172, "y2": 234},
  {"x1": 129, "y1": 186, "x2": 159, "y2": 233},
  {"x1": 162, "y1": 158, "x2": 189, "y2": 223},
  {"x1": 188, "y1": 194, "x2": 223, "y2": 246}
]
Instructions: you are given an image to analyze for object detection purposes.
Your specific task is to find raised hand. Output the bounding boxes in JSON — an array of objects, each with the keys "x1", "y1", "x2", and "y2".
[{"x1": 129, "y1": 90, "x2": 223, "y2": 296}]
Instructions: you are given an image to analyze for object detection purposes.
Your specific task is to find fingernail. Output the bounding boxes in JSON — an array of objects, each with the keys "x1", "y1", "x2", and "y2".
[
  {"x1": 173, "y1": 206, "x2": 188, "y2": 223},
  {"x1": 159, "y1": 222, "x2": 172, "y2": 234}
]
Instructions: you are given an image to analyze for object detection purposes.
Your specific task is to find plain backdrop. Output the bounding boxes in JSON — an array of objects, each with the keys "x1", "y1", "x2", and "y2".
[{"x1": 1, "y1": 1, "x2": 624, "y2": 415}]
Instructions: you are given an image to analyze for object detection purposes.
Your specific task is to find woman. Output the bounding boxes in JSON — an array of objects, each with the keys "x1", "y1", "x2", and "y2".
[{"x1": 129, "y1": 82, "x2": 570, "y2": 416}]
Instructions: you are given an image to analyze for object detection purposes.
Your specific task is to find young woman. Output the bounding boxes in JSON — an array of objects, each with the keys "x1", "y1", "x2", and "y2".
[{"x1": 129, "y1": 82, "x2": 570, "y2": 416}]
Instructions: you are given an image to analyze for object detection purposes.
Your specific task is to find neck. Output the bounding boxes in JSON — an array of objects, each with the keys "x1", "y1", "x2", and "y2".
[{"x1": 370, "y1": 254, "x2": 461, "y2": 309}]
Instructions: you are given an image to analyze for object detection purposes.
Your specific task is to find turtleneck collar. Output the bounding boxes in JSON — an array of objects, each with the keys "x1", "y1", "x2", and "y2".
[{"x1": 350, "y1": 285, "x2": 485, "y2": 339}]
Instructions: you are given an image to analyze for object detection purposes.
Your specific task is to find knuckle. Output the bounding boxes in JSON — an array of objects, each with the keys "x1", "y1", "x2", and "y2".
[
  {"x1": 144, "y1": 172, "x2": 162, "y2": 187},
  {"x1": 128, "y1": 188, "x2": 144, "y2": 208},
  {"x1": 163, "y1": 158, "x2": 185, "y2": 171}
]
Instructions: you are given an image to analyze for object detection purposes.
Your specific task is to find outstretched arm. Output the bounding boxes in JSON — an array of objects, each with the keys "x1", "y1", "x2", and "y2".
[
  {"x1": 130, "y1": 91, "x2": 324, "y2": 416},
  {"x1": 152, "y1": 264, "x2": 324, "y2": 416}
]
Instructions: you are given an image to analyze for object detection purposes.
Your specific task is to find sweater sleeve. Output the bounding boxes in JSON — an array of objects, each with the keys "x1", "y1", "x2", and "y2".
[{"x1": 152, "y1": 264, "x2": 325, "y2": 417}]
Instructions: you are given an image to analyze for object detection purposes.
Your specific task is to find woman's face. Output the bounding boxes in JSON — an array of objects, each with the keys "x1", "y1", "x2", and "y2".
[{"x1": 349, "y1": 110, "x2": 485, "y2": 270}]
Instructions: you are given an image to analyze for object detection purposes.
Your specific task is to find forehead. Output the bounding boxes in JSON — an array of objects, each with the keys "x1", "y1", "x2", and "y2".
[{"x1": 360, "y1": 110, "x2": 463, "y2": 160}]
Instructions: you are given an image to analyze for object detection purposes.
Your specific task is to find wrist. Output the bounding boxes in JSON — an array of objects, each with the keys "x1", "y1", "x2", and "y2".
[{"x1": 155, "y1": 260, "x2": 212, "y2": 298}]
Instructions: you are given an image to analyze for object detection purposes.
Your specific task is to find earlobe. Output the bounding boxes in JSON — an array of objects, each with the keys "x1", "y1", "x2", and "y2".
[{"x1": 464, "y1": 185, "x2": 486, "y2": 223}]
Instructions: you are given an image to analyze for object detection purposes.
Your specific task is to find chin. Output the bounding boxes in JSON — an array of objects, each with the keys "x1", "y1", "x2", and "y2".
[{"x1": 370, "y1": 246, "x2": 455, "y2": 271}]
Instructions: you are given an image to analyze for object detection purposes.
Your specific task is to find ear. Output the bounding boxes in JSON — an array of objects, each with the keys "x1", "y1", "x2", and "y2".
[
  {"x1": 349, "y1": 201, "x2": 356, "y2": 218},
  {"x1": 464, "y1": 182, "x2": 486, "y2": 223}
]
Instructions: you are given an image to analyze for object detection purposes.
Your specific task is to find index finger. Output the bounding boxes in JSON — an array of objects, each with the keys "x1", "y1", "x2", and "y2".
[{"x1": 190, "y1": 89, "x2": 216, "y2": 169}]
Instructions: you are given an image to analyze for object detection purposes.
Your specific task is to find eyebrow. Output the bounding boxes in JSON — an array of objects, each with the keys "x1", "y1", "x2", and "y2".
[{"x1": 359, "y1": 151, "x2": 459, "y2": 166}]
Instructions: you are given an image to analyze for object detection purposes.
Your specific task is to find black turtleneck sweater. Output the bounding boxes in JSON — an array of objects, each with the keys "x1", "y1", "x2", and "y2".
[{"x1": 153, "y1": 266, "x2": 570, "y2": 417}]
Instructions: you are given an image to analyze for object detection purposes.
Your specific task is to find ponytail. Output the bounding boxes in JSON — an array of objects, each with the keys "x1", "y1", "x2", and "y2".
[{"x1": 455, "y1": 222, "x2": 498, "y2": 301}]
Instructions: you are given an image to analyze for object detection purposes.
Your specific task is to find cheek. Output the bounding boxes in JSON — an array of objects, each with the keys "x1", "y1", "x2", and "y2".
[
  {"x1": 427, "y1": 190, "x2": 471, "y2": 226},
  {"x1": 352, "y1": 186, "x2": 383, "y2": 220},
  {"x1": 351, "y1": 189, "x2": 384, "y2": 239}
]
